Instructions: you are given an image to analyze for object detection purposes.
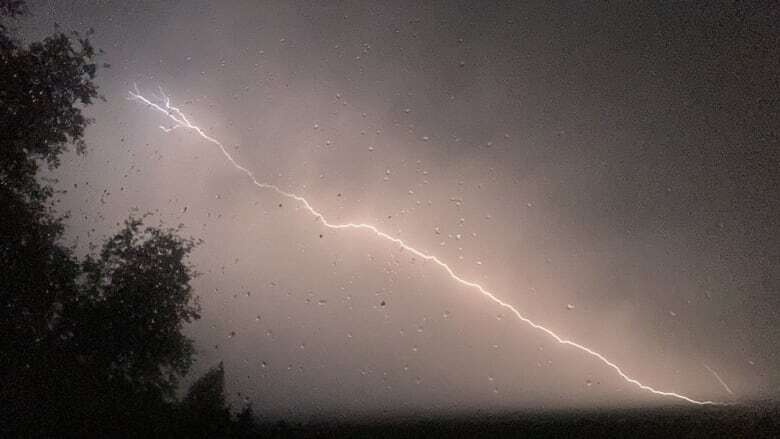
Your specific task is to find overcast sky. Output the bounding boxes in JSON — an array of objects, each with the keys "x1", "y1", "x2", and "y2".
[{"x1": 21, "y1": 0, "x2": 779, "y2": 420}]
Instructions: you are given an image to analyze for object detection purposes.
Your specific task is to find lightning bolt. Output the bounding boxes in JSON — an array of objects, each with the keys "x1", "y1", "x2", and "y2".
[
  {"x1": 703, "y1": 363, "x2": 735, "y2": 396},
  {"x1": 128, "y1": 85, "x2": 723, "y2": 406}
]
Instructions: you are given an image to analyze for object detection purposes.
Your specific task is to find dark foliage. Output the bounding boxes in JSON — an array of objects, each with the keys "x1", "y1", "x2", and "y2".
[
  {"x1": 76, "y1": 217, "x2": 202, "y2": 399},
  {"x1": 180, "y1": 362, "x2": 234, "y2": 437},
  {"x1": 0, "y1": 3, "x2": 262, "y2": 437}
]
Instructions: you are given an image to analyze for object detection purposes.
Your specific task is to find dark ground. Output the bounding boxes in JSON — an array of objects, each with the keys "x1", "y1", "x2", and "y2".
[{"x1": 264, "y1": 401, "x2": 780, "y2": 438}]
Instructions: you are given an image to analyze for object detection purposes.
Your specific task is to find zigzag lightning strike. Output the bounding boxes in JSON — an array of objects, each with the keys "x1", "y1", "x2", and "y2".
[{"x1": 128, "y1": 86, "x2": 722, "y2": 406}]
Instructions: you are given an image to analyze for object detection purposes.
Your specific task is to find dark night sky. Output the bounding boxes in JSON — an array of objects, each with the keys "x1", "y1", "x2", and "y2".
[{"x1": 21, "y1": 0, "x2": 779, "y2": 420}]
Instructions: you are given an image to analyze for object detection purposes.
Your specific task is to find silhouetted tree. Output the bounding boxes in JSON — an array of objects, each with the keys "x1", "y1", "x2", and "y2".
[
  {"x1": 1, "y1": 2, "x2": 102, "y2": 434},
  {"x1": 0, "y1": 5, "x2": 100, "y2": 198},
  {"x1": 0, "y1": 3, "x2": 211, "y2": 436},
  {"x1": 48, "y1": 216, "x2": 202, "y2": 436},
  {"x1": 235, "y1": 403, "x2": 262, "y2": 438},
  {"x1": 75, "y1": 216, "x2": 201, "y2": 398},
  {"x1": 181, "y1": 362, "x2": 234, "y2": 438},
  {"x1": 1, "y1": 4, "x2": 271, "y2": 436}
]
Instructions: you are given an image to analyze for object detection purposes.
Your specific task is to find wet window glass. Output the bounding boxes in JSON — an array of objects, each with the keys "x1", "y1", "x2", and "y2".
[{"x1": 2, "y1": 1, "x2": 777, "y2": 436}]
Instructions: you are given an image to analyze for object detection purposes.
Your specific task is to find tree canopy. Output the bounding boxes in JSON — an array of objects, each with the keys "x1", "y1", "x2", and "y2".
[{"x1": 0, "y1": 2, "x2": 260, "y2": 436}]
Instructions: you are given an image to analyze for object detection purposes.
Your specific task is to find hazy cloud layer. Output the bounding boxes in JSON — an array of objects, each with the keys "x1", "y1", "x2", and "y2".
[{"x1": 25, "y1": 0, "x2": 779, "y2": 419}]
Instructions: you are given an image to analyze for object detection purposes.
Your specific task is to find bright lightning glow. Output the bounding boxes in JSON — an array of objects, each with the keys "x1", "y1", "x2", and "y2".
[
  {"x1": 128, "y1": 85, "x2": 723, "y2": 406},
  {"x1": 703, "y1": 363, "x2": 735, "y2": 396}
]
